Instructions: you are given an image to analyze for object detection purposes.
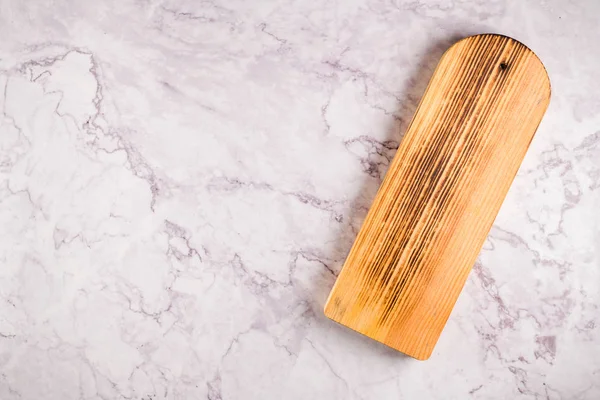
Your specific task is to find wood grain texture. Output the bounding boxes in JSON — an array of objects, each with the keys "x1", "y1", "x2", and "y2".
[{"x1": 324, "y1": 34, "x2": 551, "y2": 360}]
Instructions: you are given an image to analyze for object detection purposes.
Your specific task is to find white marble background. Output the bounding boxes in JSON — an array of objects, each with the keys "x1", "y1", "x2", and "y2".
[{"x1": 0, "y1": 0, "x2": 598, "y2": 399}]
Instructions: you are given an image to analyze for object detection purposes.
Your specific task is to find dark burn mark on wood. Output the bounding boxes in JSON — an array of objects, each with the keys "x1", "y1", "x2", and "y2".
[{"x1": 376, "y1": 35, "x2": 513, "y2": 327}]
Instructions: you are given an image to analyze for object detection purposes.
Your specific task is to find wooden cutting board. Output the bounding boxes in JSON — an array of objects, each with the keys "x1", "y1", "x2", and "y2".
[{"x1": 324, "y1": 34, "x2": 551, "y2": 360}]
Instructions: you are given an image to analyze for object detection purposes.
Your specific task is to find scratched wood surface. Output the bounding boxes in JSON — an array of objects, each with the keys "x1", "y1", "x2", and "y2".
[{"x1": 324, "y1": 34, "x2": 551, "y2": 360}]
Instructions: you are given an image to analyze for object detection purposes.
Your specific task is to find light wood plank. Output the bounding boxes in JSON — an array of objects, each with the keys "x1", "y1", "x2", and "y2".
[{"x1": 324, "y1": 34, "x2": 551, "y2": 360}]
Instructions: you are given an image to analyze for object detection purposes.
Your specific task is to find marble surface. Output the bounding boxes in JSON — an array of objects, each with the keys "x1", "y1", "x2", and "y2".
[{"x1": 0, "y1": 0, "x2": 599, "y2": 399}]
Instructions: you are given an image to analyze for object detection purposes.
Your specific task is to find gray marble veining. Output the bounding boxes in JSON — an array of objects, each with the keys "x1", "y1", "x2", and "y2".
[{"x1": 0, "y1": 0, "x2": 598, "y2": 399}]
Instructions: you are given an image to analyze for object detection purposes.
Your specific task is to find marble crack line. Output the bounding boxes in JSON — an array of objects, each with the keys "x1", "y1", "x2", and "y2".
[
  {"x1": 322, "y1": 59, "x2": 369, "y2": 80},
  {"x1": 292, "y1": 250, "x2": 338, "y2": 278},
  {"x1": 488, "y1": 226, "x2": 572, "y2": 280},
  {"x1": 468, "y1": 384, "x2": 483, "y2": 395},
  {"x1": 231, "y1": 253, "x2": 288, "y2": 295},
  {"x1": 258, "y1": 22, "x2": 288, "y2": 52},
  {"x1": 8, "y1": 45, "x2": 167, "y2": 214},
  {"x1": 305, "y1": 338, "x2": 349, "y2": 389},
  {"x1": 206, "y1": 370, "x2": 222, "y2": 400},
  {"x1": 272, "y1": 335, "x2": 296, "y2": 358},
  {"x1": 361, "y1": 79, "x2": 404, "y2": 123},
  {"x1": 472, "y1": 261, "x2": 547, "y2": 331},
  {"x1": 114, "y1": 281, "x2": 175, "y2": 325},
  {"x1": 1, "y1": 373, "x2": 22, "y2": 399},
  {"x1": 164, "y1": 220, "x2": 207, "y2": 263},
  {"x1": 322, "y1": 58, "x2": 405, "y2": 108},
  {"x1": 4, "y1": 183, "x2": 49, "y2": 219},
  {"x1": 222, "y1": 326, "x2": 254, "y2": 360},
  {"x1": 345, "y1": 135, "x2": 399, "y2": 156},
  {"x1": 344, "y1": 135, "x2": 399, "y2": 180},
  {"x1": 53, "y1": 48, "x2": 165, "y2": 213},
  {"x1": 207, "y1": 176, "x2": 344, "y2": 221},
  {"x1": 158, "y1": 2, "x2": 236, "y2": 27},
  {"x1": 2, "y1": 78, "x2": 31, "y2": 148},
  {"x1": 321, "y1": 94, "x2": 332, "y2": 134},
  {"x1": 96, "y1": 135, "x2": 164, "y2": 212},
  {"x1": 4, "y1": 45, "x2": 86, "y2": 74},
  {"x1": 160, "y1": 5, "x2": 214, "y2": 23},
  {"x1": 368, "y1": 102, "x2": 403, "y2": 122},
  {"x1": 507, "y1": 365, "x2": 540, "y2": 397}
]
